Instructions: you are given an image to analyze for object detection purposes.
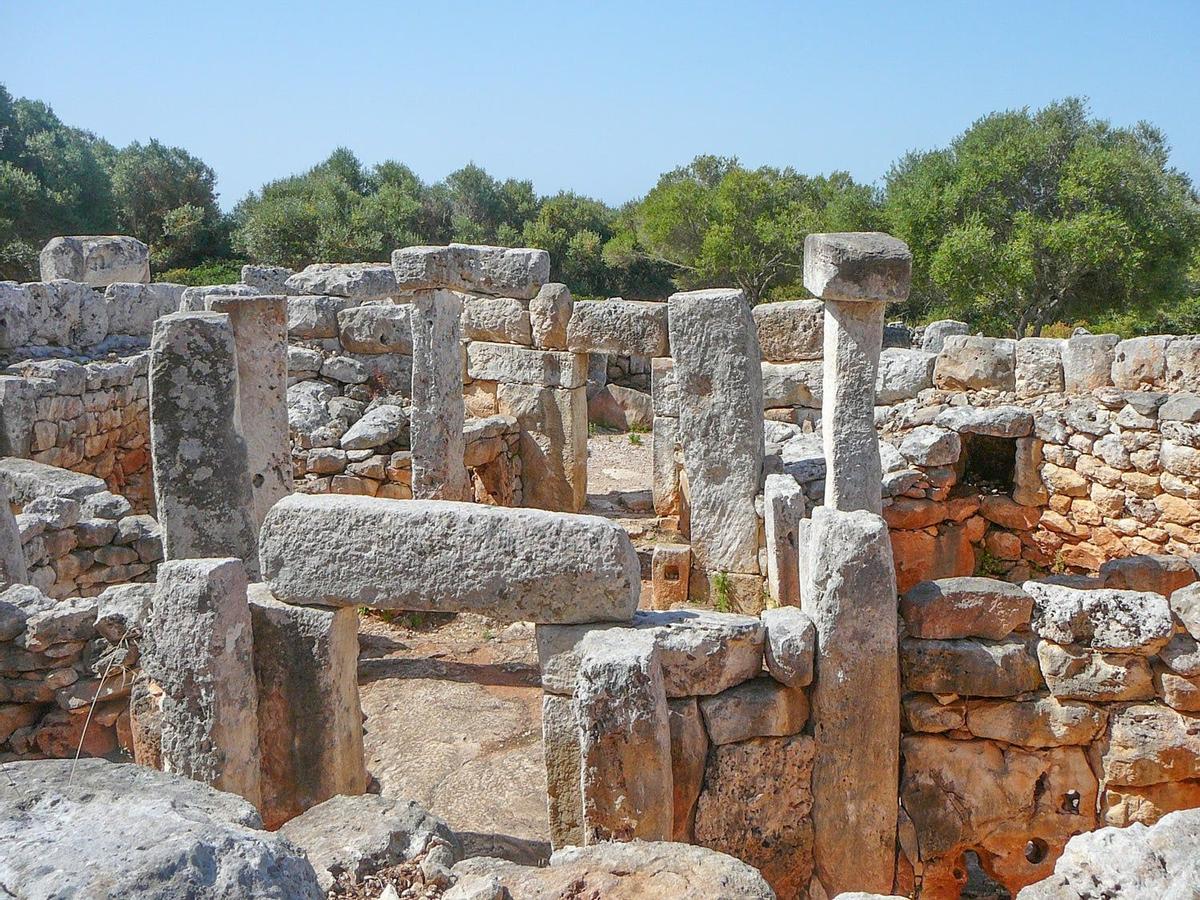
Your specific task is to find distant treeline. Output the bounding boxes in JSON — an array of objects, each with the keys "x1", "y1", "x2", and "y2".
[{"x1": 2, "y1": 87, "x2": 1197, "y2": 336}]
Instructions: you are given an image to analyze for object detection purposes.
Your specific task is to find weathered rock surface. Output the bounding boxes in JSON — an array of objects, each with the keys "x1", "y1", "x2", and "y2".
[
  {"x1": 934, "y1": 335, "x2": 1016, "y2": 391},
  {"x1": 392, "y1": 244, "x2": 550, "y2": 300},
  {"x1": 753, "y1": 298, "x2": 823, "y2": 361},
  {"x1": 646, "y1": 609, "x2": 765, "y2": 696},
  {"x1": 285, "y1": 262, "x2": 398, "y2": 301},
  {"x1": 1098, "y1": 704, "x2": 1200, "y2": 786},
  {"x1": 877, "y1": 348, "x2": 936, "y2": 403},
  {"x1": 566, "y1": 299, "x2": 669, "y2": 356},
  {"x1": 964, "y1": 695, "x2": 1106, "y2": 747},
  {"x1": 529, "y1": 283, "x2": 572, "y2": 349},
  {"x1": 803, "y1": 232, "x2": 912, "y2": 303},
  {"x1": 899, "y1": 425, "x2": 961, "y2": 467},
  {"x1": 279, "y1": 793, "x2": 460, "y2": 892},
  {"x1": 900, "y1": 577, "x2": 1033, "y2": 640},
  {"x1": 0, "y1": 480, "x2": 28, "y2": 587},
  {"x1": 1037, "y1": 641, "x2": 1154, "y2": 701},
  {"x1": 667, "y1": 697, "x2": 707, "y2": 842},
  {"x1": 921, "y1": 319, "x2": 970, "y2": 353},
  {"x1": 497, "y1": 382, "x2": 588, "y2": 512},
  {"x1": 761, "y1": 605, "x2": 816, "y2": 687},
  {"x1": 410, "y1": 289, "x2": 470, "y2": 500},
  {"x1": 39, "y1": 235, "x2": 150, "y2": 287},
  {"x1": 901, "y1": 636, "x2": 1043, "y2": 696},
  {"x1": 1024, "y1": 581, "x2": 1173, "y2": 654},
  {"x1": 467, "y1": 341, "x2": 587, "y2": 389},
  {"x1": 542, "y1": 693, "x2": 583, "y2": 848},
  {"x1": 0, "y1": 758, "x2": 322, "y2": 899},
  {"x1": 337, "y1": 302, "x2": 413, "y2": 353},
  {"x1": 260, "y1": 494, "x2": 640, "y2": 623},
  {"x1": 698, "y1": 677, "x2": 808, "y2": 745}
]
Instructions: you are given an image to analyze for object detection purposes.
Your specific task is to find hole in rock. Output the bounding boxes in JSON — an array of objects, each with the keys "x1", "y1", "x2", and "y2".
[
  {"x1": 1024, "y1": 838, "x2": 1049, "y2": 865},
  {"x1": 956, "y1": 433, "x2": 1017, "y2": 496},
  {"x1": 1062, "y1": 789, "x2": 1081, "y2": 814},
  {"x1": 664, "y1": 566, "x2": 680, "y2": 582}
]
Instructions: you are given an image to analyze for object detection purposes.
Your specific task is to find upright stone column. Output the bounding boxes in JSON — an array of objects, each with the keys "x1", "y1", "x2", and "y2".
[
  {"x1": 763, "y1": 473, "x2": 805, "y2": 607},
  {"x1": 805, "y1": 232, "x2": 912, "y2": 515},
  {"x1": 0, "y1": 482, "x2": 28, "y2": 588},
  {"x1": 410, "y1": 289, "x2": 470, "y2": 501},
  {"x1": 145, "y1": 558, "x2": 263, "y2": 808},
  {"x1": 206, "y1": 294, "x2": 292, "y2": 526},
  {"x1": 666, "y1": 289, "x2": 763, "y2": 583},
  {"x1": 801, "y1": 507, "x2": 899, "y2": 895},
  {"x1": 149, "y1": 312, "x2": 259, "y2": 576}
]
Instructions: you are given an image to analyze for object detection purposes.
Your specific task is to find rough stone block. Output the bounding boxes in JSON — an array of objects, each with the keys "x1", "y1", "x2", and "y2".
[
  {"x1": 762, "y1": 360, "x2": 823, "y2": 408},
  {"x1": 933, "y1": 335, "x2": 1017, "y2": 391},
  {"x1": 337, "y1": 303, "x2": 413, "y2": 353},
  {"x1": 497, "y1": 382, "x2": 587, "y2": 512},
  {"x1": 651, "y1": 543, "x2": 690, "y2": 610},
  {"x1": 287, "y1": 295, "x2": 352, "y2": 340},
  {"x1": 1016, "y1": 337, "x2": 1065, "y2": 397},
  {"x1": 0, "y1": 281, "x2": 32, "y2": 349},
  {"x1": 39, "y1": 235, "x2": 150, "y2": 287},
  {"x1": 1112, "y1": 336, "x2": 1171, "y2": 389},
  {"x1": 285, "y1": 263, "x2": 398, "y2": 301},
  {"x1": 763, "y1": 473, "x2": 805, "y2": 606},
  {"x1": 542, "y1": 693, "x2": 583, "y2": 849},
  {"x1": 900, "y1": 577, "x2": 1033, "y2": 640},
  {"x1": 1, "y1": 481, "x2": 28, "y2": 588},
  {"x1": 698, "y1": 677, "x2": 807, "y2": 745},
  {"x1": 529, "y1": 283, "x2": 572, "y2": 349},
  {"x1": 752, "y1": 299, "x2": 823, "y2": 362},
  {"x1": 392, "y1": 244, "x2": 550, "y2": 300},
  {"x1": 249, "y1": 586, "x2": 367, "y2": 829},
  {"x1": 964, "y1": 695, "x2": 1106, "y2": 747},
  {"x1": 901, "y1": 636, "x2": 1043, "y2": 696},
  {"x1": 1036, "y1": 641, "x2": 1154, "y2": 702},
  {"x1": 921, "y1": 319, "x2": 969, "y2": 353},
  {"x1": 667, "y1": 697, "x2": 707, "y2": 842},
  {"x1": 566, "y1": 299, "x2": 669, "y2": 357},
  {"x1": 466, "y1": 341, "x2": 587, "y2": 389},
  {"x1": 1098, "y1": 704, "x2": 1200, "y2": 787},
  {"x1": 461, "y1": 295, "x2": 531, "y2": 345},
  {"x1": 1024, "y1": 581, "x2": 1173, "y2": 654},
  {"x1": 761, "y1": 606, "x2": 816, "y2": 687},
  {"x1": 802, "y1": 232, "x2": 912, "y2": 302},
  {"x1": 259, "y1": 494, "x2": 640, "y2": 623},
  {"x1": 877, "y1": 348, "x2": 936, "y2": 403},
  {"x1": 1062, "y1": 333, "x2": 1119, "y2": 393},
  {"x1": 410, "y1": 289, "x2": 469, "y2": 500}
]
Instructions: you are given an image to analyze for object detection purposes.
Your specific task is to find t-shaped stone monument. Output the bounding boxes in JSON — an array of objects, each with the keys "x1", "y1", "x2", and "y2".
[{"x1": 804, "y1": 232, "x2": 912, "y2": 515}]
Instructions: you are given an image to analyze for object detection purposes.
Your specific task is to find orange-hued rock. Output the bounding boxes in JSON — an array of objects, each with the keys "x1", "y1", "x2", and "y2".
[
  {"x1": 891, "y1": 524, "x2": 976, "y2": 594},
  {"x1": 884, "y1": 497, "x2": 948, "y2": 530},
  {"x1": 980, "y1": 495, "x2": 1042, "y2": 530},
  {"x1": 1101, "y1": 779, "x2": 1200, "y2": 826}
]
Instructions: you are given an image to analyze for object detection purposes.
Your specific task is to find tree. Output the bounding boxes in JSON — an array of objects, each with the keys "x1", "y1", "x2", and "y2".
[
  {"x1": 434, "y1": 164, "x2": 539, "y2": 245},
  {"x1": 612, "y1": 155, "x2": 881, "y2": 303},
  {"x1": 885, "y1": 98, "x2": 1200, "y2": 335}
]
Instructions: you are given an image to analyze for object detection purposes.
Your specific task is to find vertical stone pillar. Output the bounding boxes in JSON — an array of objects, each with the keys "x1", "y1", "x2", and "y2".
[
  {"x1": 206, "y1": 294, "x2": 292, "y2": 526},
  {"x1": 410, "y1": 289, "x2": 470, "y2": 501},
  {"x1": 575, "y1": 629, "x2": 673, "y2": 843},
  {"x1": 650, "y1": 358, "x2": 680, "y2": 516},
  {"x1": 801, "y1": 506, "x2": 900, "y2": 895},
  {"x1": 145, "y1": 557, "x2": 262, "y2": 808},
  {"x1": 763, "y1": 473, "x2": 805, "y2": 607},
  {"x1": 0, "y1": 481, "x2": 28, "y2": 588},
  {"x1": 805, "y1": 232, "x2": 912, "y2": 515},
  {"x1": 666, "y1": 289, "x2": 763, "y2": 584},
  {"x1": 149, "y1": 312, "x2": 259, "y2": 576},
  {"x1": 542, "y1": 692, "x2": 584, "y2": 849},
  {"x1": 248, "y1": 585, "x2": 367, "y2": 828}
]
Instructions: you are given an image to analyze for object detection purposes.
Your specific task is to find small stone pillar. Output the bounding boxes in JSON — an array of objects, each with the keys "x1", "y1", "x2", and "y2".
[
  {"x1": 801, "y1": 508, "x2": 900, "y2": 895},
  {"x1": 804, "y1": 233, "x2": 912, "y2": 515},
  {"x1": 0, "y1": 481, "x2": 28, "y2": 588},
  {"x1": 410, "y1": 289, "x2": 470, "y2": 501},
  {"x1": 206, "y1": 294, "x2": 292, "y2": 525},
  {"x1": 248, "y1": 584, "x2": 367, "y2": 828},
  {"x1": 763, "y1": 473, "x2": 805, "y2": 606},
  {"x1": 145, "y1": 557, "x2": 263, "y2": 808},
  {"x1": 149, "y1": 312, "x2": 259, "y2": 576}
]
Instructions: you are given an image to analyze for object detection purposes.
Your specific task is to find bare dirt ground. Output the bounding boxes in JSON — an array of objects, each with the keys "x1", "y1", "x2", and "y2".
[{"x1": 355, "y1": 433, "x2": 680, "y2": 864}]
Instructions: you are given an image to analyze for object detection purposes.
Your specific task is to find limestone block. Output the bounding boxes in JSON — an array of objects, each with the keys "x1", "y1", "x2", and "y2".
[
  {"x1": 667, "y1": 697, "x2": 707, "y2": 842},
  {"x1": 337, "y1": 303, "x2": 413, "y2": 353},
  {"x1": 1160, "y1": 392, "x2": 1200, "y2": 423},
  {"x1": 899, "y1": 425, "x2": 960, "y2": 467},
  {"x1": 803, "y1": 232, "x2": 912, "y2": 302},
  {"x1": 145, "y1": 558, "x2": 262, "y2": 807},
  {"x1": 260, "y1": 494, "x2": 640, "y2": 623},
  {"x1": 1112, "y1": 336, "x2": 1171, "y2": 389},
  {"x1": 1172, "y1": 583, "x2": 1200, "y2": 639},
  {"x1": 752, "y1": 299, "x2": 824, "y2": 361},
  {"x1": 497, "y1": 383, "x2": 587, "y2": 512},
  {"x1": 39, "y1": 235, "x2": 150, "y2": 287},
  {"x1": 574, "y1": 629, "x2": 673, "y2": 842},
  {"x1": 693, "y1": 734, "x2": 816, "y2": 899},
  {"x1": 248, "y1": 586, "x2": 366, "y2": 829},
  {"x1": 964, "y1": 695, "x2": 1106, "y2": 747},
  {"x1": 0, "y1": 281, "x2": 32, "y2": 349},
  {"x1": 651, "y1": 543, "x2": 690, "y2": 609},
  {"x1": 542, "y1": 693, "x2": 583, "y2": 848},
  {"x1": 1, "y1": 482, "x2": 28, "y2": 588},
  {"x1": 340, "y1": 404, "x2": 408, "y2": 451},
  {"x1": 286, "y1": 295, "x2": 352, "y2": 339},
  {"x1": 1024, "y1": 581, "x2": 1173, "y2": 654},
  {"x1": 392, "y1": 244, "x2": 550, "y2": 300},
  {"x1": 1098, "y1": 704, "x2": 1200, "y2": 786},
  {"x1": 529, "y1": 283, "x2": 573, "y2": 349},
  {"x1": 23, "y1": 280, "x2": 81, "y2": 345},
  {"x1": 285, "y1": 263, "x2": 397, "y2": 301},
  {"x1": 1016, "y1": 337, "x2": 1065, "y2": 397},
  {"x1": 410, "y1": 289, "x2": 469, "y2": 501},
  {"x1": 762, "y1": 360, "x2": 823, "y2": 408},
  {"x1": 935, "y1": 403, "x2": 1033, "y2": 438},
  {"x1": 241, "y1": 264, "x2": 294, "y2": 294},
  {"x1": 1100, "y1": 781, "x2": 1200, "y2": 827},
  {"x1": 1162, "y1": 440, "x2": 1200, "y2": 477},
  {"x1": 0, "y1": 458, "x2": 106, "y2": 504},
  {"x1": 651, "y1": 415, "x2": 680, "y2": 516},
  {"x1": 1060, "y1": 333, "x2": 1119, "y2": 393},
  {"x1": 800, "y1": 508, "x2": 898, "y2": 894},
  {"x1": 761, "y1": 606, "x2": 815, "y2": 688},
  {"x1": 668, "y1": 288, "x2": 763, "y2": 575},
  {"x1": 900, "y1": 577, "x2": 1033, "y2": 640},
  {"x1": 1166, "y1": 336, "x2": 1200, "y2": 390},
  {"x1": 466, "y1": 341, "x2": 587, "y2": 389},
  {"x1": 1162, "y1": 633, "x2": 1200, "y2": 677},
  {"x1": 461, "y1": 295, "x2": 531, "y2": 345},
  {"x1": 566, "y1": 299, "x2": 669, "y2": 357},
  {"x1": 903, "y1": 694, "x2": 966, "y2": 733},
  {"x1": 876, "y1": 348, "x2": 936, "y2": 403},
  {"x1": 901, "y1": 636, "x2": 1043, "y2": 696},
  {"x1": 149, "y1": 312, "x2": 259, "y2": 576},
  {"x1": 103, "y1": 283, "x2": 167, "y2": 335},
  {"x1": 901, "y1": 735, "x2": 1096, "y2": 892},
  {"x1": 587, "y1": 384, "x2": 652, "y2": 431},
  {"x1": 763, "y1": 473, "x2": 805, "y2": 606},
  {"x1": 178, "y1": 282, "x2": 259, "y2": 313},
  {"x1": 1155, "y1": 666, "x2": 1200, "y2": 711},
  {"x1": 1037, "y1": 641, "x2": 1154, "y2": 701},
  {"x1": 206, "y1": 294, "x2": 292, "y2": 527},
  {"x1": 650, "y1": 357, "x2": 679, "y2": 417},
  {"x1": 934, "y1": 335, "x2": 1017, "y2": 391},
  {"x1": 698, "y1": 677, "x2": 807, "y2": 745},
  {"x1": 921, "y1": 319, "x2": 969, "y2": 353}
]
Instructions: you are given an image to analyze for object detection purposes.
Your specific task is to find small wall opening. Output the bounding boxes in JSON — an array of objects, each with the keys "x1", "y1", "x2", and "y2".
[{"x1": 956, "y1": 433, "x2": 1017, "y2": 496}]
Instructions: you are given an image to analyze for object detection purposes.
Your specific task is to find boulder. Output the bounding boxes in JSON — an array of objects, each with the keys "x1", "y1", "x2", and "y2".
[
  {"x1": 0, "y1": 758, "x2": 322, "y2": 898},
  {"x1": 1024, "y1": 581, "x2": 1173, "y2": 654},
  {"x1": 900, "y1": 577, "x2": 1033, "y2": 640},
  {"x1": 39, "y1": 235, "x2": 150, "y2": 287},
  {"x1": 933, "y1": 335, "x2": 1016, "y2": 391},
  {"x1": 259, "y1": 494, "x2": 640, "y2": 623}
]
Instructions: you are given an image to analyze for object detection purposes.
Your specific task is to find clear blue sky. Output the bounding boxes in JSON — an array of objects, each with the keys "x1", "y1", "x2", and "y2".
[{"x1": 4, "y1": 0, "x2": 1198, "y2": 211}]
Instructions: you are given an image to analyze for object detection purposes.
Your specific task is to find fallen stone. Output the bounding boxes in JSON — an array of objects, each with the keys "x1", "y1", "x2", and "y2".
[
  {"x1": 260, "y1": 494, "x2": 640, "y2": 623},
  {"x1": 900, "y1": 577, "x2": 1033, "y2": 640},
  {"x1": 1024, "y1": 581, "x2": 1173, "y2": 654},
  {"x1": 0, "y1": 758, "x2": 322, "y2": 899},
  {"x1": 279, "y1": 794, "x2": 460, "y2": 892}
]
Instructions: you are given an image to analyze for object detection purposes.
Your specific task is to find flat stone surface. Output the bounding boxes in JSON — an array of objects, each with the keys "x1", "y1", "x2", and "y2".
[
  {"x1": 753, "y1": 299, "x2": 823, "y2": 361},
  {"x1": 461, "y1": 294, "x2": 531, "y2": 345},
  {"x1": 934, "y1": 403, "x2": 1034, "y2": 437},
  {"x1": 260, "y1": 494, "x2": 640, "y2": 623},
  {"x1": 0, "y1": 758, "x2": 321, "y2": 899},
  {"x1": 698, "y1": 676, "x2": 808, "y2": 745},
  {"x1": 466, "y1": 340, "x2": 587, "y2": 389},
  {"x1": 1024, "y1": 581, "x2": 1173, "y2": 654},
  {"x1": 285, "y1": 262, "x2": 398, "y2": 301},
  {"x1": 0, "y1": 456, "x2": 106, "y2": 503},
  {"x1": 803, "y1": 232, "x2": 912, "y2": 302},
  {"x1": 410, "y1": 289, "x2": 469, "y2": 500},
  {"x1": 900, "y1": 577, "x2": 1033, "y2": 640},
  {"x1": 338, "y1": 302, "x2": 413, "y2": 353},
  {"x1": 1097, "y1": 704, "x2": 1200, "y2": 787},
  {"x1": 900, "y1": 636, "x2": 1043, "y2": 696}
]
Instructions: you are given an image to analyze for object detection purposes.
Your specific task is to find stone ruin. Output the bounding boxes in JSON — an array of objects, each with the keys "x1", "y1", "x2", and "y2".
[{"x1": 1, "y1": 232, "x2": 1199, "y2": 898}]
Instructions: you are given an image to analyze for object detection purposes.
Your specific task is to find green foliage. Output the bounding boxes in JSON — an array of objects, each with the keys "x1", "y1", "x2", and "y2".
[
  {"x1": 711, "y1": 572, "x2": 732, "y2": 614},
  {"x1": 974, "y1": 547, "x2": 1008, "y2": 578},
  {"x1": 628, "y1": 432, "x2": 643, "y2": 446},
  {"x1": 885, "y1": 98, "x2": 1200, "y2": 335},
  {"x1": 158, "y1": 258, "x2": 247, "y2": 286}
]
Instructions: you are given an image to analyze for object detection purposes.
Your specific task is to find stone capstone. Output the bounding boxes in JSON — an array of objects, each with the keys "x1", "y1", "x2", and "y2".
[{"x1": 802, "y1": 232, "x2": 913, "y2": 303}]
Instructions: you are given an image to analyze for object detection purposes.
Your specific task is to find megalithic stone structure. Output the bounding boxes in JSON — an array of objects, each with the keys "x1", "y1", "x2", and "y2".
[
  {"x1": 804, "y1": 232, "x2": 912, "y2": 515},
  {"x1": 409, "y1": 289, "x2": 471, "y2": 501},
  {"x1": 0, "y1": 481, "x2": 28, "y2": 588},
  {"x1": 205, "y1": 294, "x2": 292, "y2": 526},
  {"x1": 149, "y1": 311, "x2": 260, "y2": 577}
]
